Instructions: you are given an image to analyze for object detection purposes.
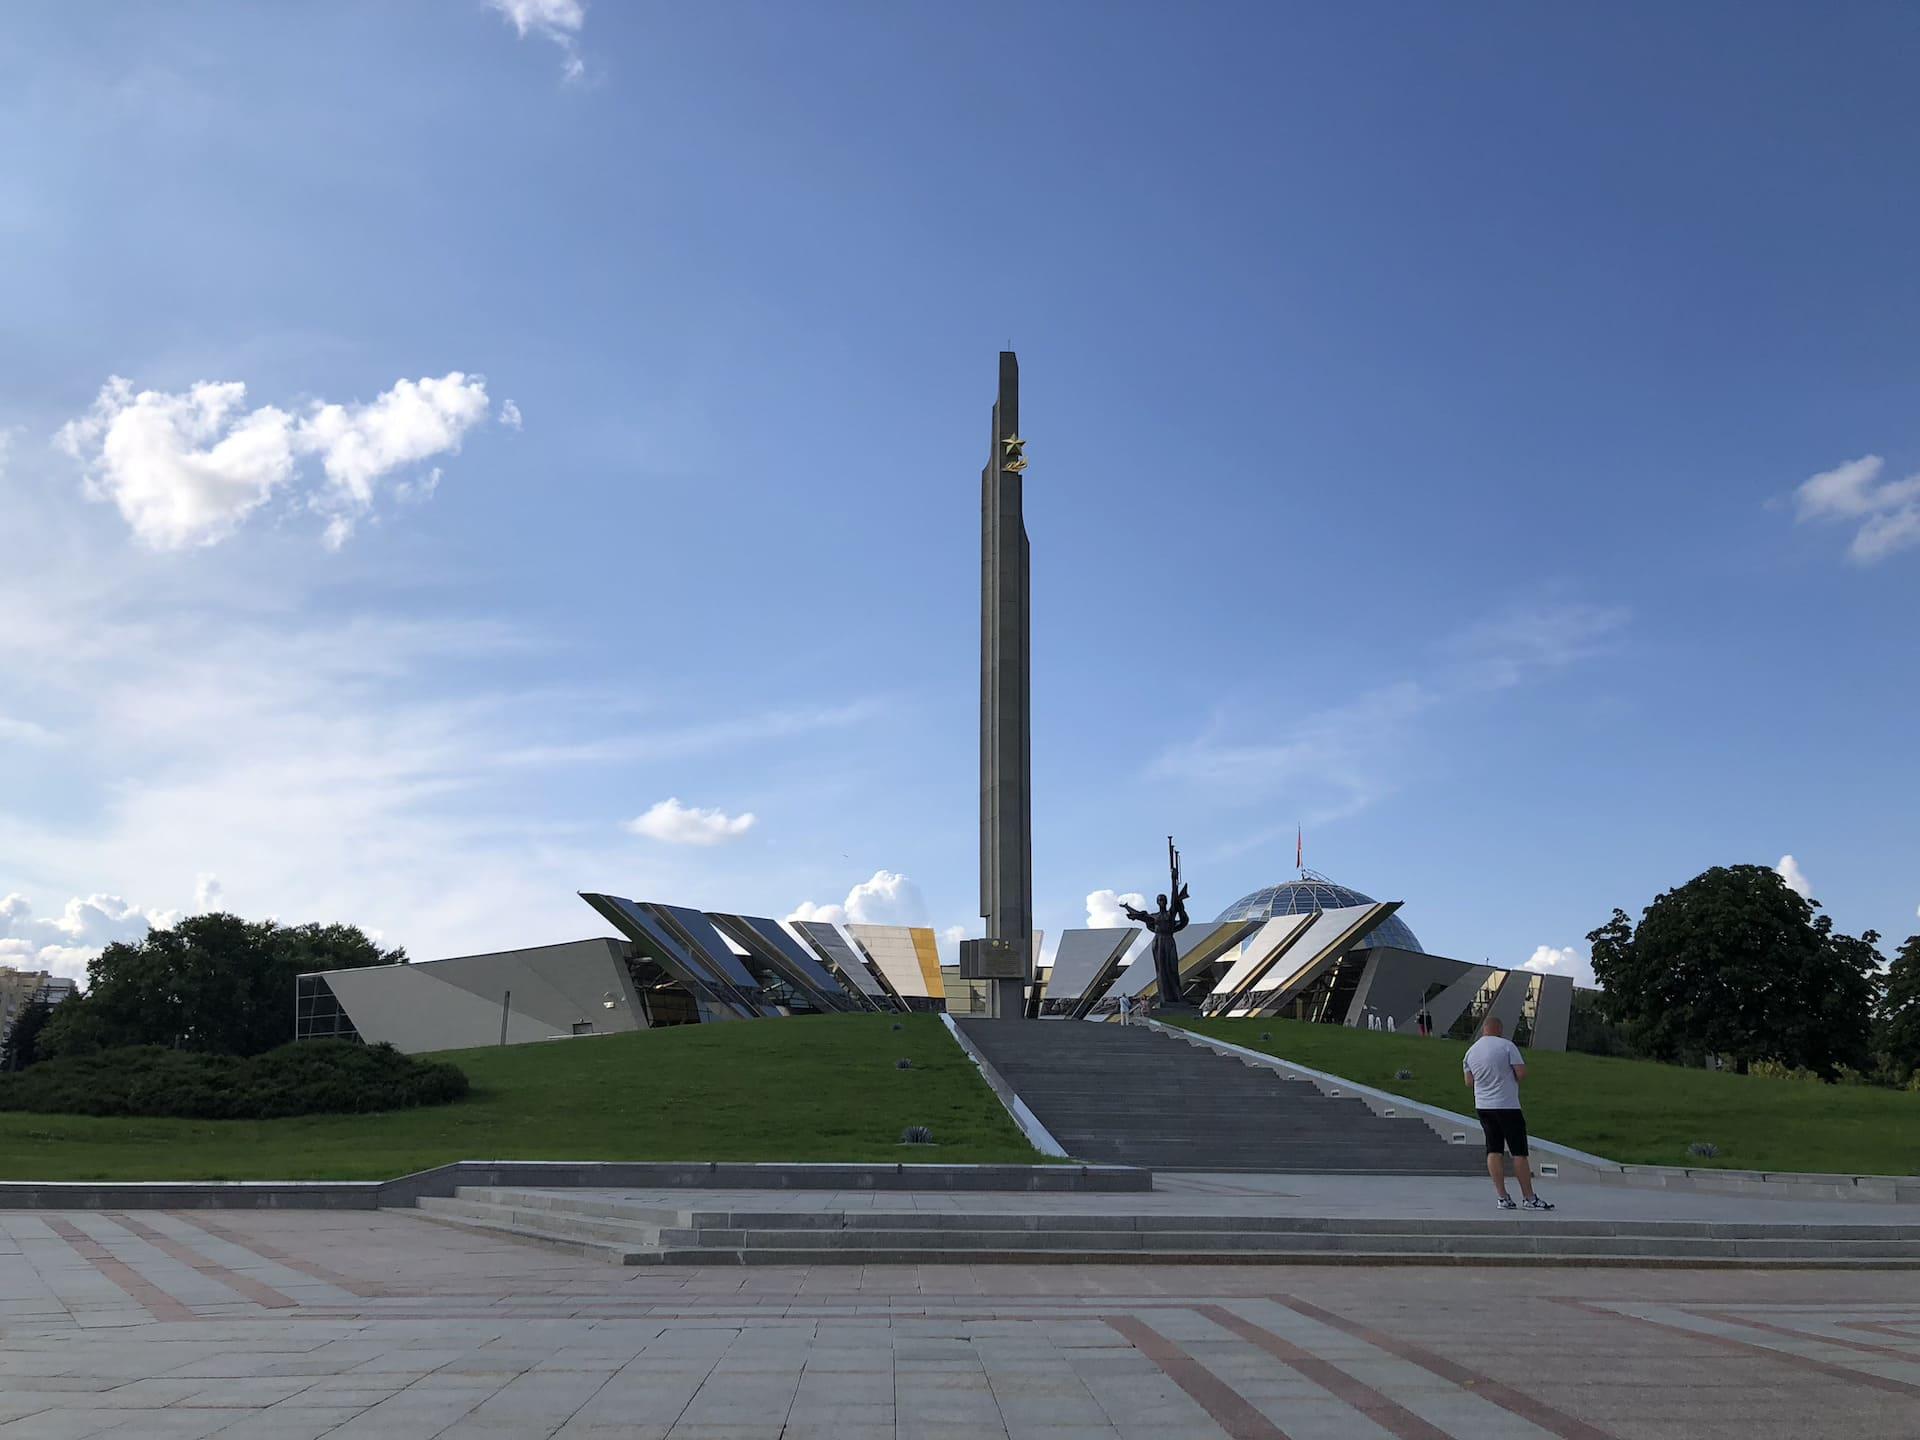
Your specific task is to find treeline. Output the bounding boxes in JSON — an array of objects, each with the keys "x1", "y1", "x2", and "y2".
[
  {"x1": 1571, "y1": 863, "x2": 1920, "y2": 1087},
  {"x1": 0, "y1": 913, "x2": 467, "y2": 1119}
]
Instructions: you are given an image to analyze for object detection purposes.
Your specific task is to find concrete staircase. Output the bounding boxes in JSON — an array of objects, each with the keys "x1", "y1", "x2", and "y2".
[
  {"x1": 406, "y1": 1187, "x2": 1920, "y2": 1267},
  {"x1": 956, "y1": 1017, "x2": 1484, "y2": 1174}
]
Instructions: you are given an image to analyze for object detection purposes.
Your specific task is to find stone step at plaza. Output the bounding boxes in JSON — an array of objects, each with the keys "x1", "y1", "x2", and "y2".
[
  {"x1": 955, "y1": 1016, "x2": 1486, "y2": 1174},
  {"x1": 407, "y1": 1186, "x2": 1920, "y2": 1268}
]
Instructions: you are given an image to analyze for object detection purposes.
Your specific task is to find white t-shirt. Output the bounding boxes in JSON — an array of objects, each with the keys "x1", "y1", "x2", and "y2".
[{"x1": 1462, "y1": 1035, "x2": 1525, "y2": 1110}]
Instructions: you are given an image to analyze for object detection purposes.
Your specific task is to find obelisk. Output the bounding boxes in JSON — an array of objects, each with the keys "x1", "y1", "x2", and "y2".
[{"x1": 979, "y1": 351, "x2": 1032, "y2": 1017}]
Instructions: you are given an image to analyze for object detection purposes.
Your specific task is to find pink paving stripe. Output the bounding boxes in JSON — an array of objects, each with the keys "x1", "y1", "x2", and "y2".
[
  {"x1": 1274, "y1": 1295, "x2": 1615, "y2": 1440},
  {"x1": 1104, "y1": 1313, "x2": 1292, "y2": 1440},
  {"x1": 166, "y1": 1211, "x2": 387, "y2": 1297},
  {"x1": 1195, "y1": 1305, "x2": 1453, "y2": 1440},
  {"x1": 1558, "y1": 1300, "x2": 1920, "y2": 1401},
  {"x1": 1698, "y1": 1308, "x2": 1920, "y2": 1362},
  {"x1": 108, "y1": 1212, "x2": 297, "y2": 1309},
  {"x1": 42, "y1": 1214, "x2": 196, "y2": 1322}
]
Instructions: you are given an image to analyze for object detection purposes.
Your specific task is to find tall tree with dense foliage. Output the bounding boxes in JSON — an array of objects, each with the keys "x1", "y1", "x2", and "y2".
[
  {"x1": 38, "y1": 913, "x2": 403, "y2": 1060},
  {"x1": 1588, "y1": 864, "x2": 1879, "y2": 1077},
  {"x1": 1, "y1": 996, "x2": 54, "y2": 1071},
  {"x1": 1875, "y1": 933, "x2": 1920, "y2": 1084}
]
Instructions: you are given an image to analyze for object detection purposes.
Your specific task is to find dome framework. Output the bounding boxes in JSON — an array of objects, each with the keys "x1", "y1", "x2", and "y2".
[{"x1": 1215, "y1": 870, "x2": 1426, "y2": 954}]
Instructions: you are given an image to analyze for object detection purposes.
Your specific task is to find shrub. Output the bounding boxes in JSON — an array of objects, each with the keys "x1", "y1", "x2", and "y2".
[
  {"x1": 0, "y1": 1041, "x2": 468, "y2": 1119},
  {"x1": 900, "y1": 1125, "x2": 934, "y2": 1145},
  {"x1": 1687, "y1": 1141, "x2": 1720, "y2": 1159},
  {"x1": 895, "y1": 1057, "x2": 913, "y2": 1070},
  {"x1": 1394, "y1": 1067, "x2": 1414, "y2": 1081}
]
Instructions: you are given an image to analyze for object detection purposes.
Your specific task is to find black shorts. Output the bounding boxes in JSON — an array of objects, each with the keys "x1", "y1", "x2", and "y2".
[{"x1": 1477, "y1": 1108, "x2": 1529, "y2": 1157}]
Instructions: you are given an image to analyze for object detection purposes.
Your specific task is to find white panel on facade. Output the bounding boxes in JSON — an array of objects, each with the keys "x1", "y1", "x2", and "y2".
[
  {"x1": 313, "y1": 939, "x2": 644, "y2": 1054},
  {"x1": 1205, "y1": 914, "x2": 1314, "y2": 1008},
  {"x1": 847, "y1": 924, "x2": 941, "y2": 1000},
  {"x1": 1044, "y1": 929, "x2": 1137, "y2": 1004},
  {"x1": 1116, "y1": 920, "x2": 1245, "y2": 997},
  {"x1": 791, "y1": 921, "x2": 896, "y2": 1005},
  {"x1": 1230, "y1": 904, "x2": 1393, "y2": 1016}
]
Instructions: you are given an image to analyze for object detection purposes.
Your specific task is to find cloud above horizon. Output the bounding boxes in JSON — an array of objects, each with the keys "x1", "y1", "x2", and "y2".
[
  {"x1": 626, "y1": 797, "x2": 757, "y2": 846},
  {"x1": 1521, "y1": 942, "x2": 1593, "y2": 988},
  {"x1": 0, "y1": 891, "x2": 181, "y2": 982},
  {"x1": 55, "y1": 372, "x2": 494, "y2": 550},
  {"x1": 487, "y1": 0, "x2": 588, "y2": 82},
  {"x1": 1794, "y1": 454, "x2": 1920, "y2": 565},
  {"x1": 1776, "y1": 853, "x2": 1813, "y2": 899}
]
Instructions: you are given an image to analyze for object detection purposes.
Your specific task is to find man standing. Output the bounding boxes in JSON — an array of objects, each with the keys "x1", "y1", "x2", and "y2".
[{"x1": 1462, "y1": 1016, "x2": 1553, "y2": 1211}]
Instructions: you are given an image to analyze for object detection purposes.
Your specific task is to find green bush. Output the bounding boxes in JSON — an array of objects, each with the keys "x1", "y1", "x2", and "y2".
[{"x1": 0, "y1": 1041, "x2": 467, "y2": 1119}]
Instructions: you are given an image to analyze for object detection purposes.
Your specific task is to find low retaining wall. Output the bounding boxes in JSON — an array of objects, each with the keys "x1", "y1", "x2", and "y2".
[
  {"x1": 0, "y1": 1158, "x2": 1152, "y2": 1211},
  {"x1": 1153, "y1": 1021, "x2": 1920, "y2": 1205}
]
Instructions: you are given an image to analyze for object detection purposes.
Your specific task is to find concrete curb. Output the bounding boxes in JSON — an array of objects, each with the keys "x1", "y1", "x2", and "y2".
[
  {"x1": 1152, "y1": 1021, "x2": 1920, "y2": 1204},
  {"x1": 0, "y1": 1158, "x2": 1151, "y2": 1211},
  {"x1": 940, "y1": 1012, "x2": 1070, "y2": 1158}
]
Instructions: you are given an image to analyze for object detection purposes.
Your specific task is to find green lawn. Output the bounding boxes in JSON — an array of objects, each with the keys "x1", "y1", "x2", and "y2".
[
  {"x1": 0, "y1": 1015, "x2": 1039, "y2": 1181},
  {"x1": 1176, "y1": 1017, "x2": 1920, "y2": 1176}
]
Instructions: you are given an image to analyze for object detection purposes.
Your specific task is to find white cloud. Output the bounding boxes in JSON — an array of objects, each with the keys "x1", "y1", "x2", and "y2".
[
  {"x1": 499, "y1": 400, "x2": 523, "y2": 431},
  {"x1": 0, "y1": 714, "x2": 60, "y2": 746},
  {"x1": 1444, "y1": 601, "x2": 1631, "y2": 690},
  {"x1": 1522, "y1": 943, "x2": 1593, "y2": 988},
  {"x1": 845, "y1": 869, "x2": 929, "y2": 926},
  {"x1": 487, "y1": 0, "x2": 588, "y2": 82},
  {"x1": 626, "y1": 797, "x2": 757, "y2": 846},
  {"x1": 1793, "y1": 454, "x2": 1920, "y2": 565},
  {"x1": 938, "y1": 924, "x2": 968, "y2": 966},
  {"x1": 56, "y1": 378, "x2": 297, "y2": 549},
  {"x1": 1085, "y1": 889, "x2": 1147, "y2": 929},
  {"x1": 193, "y1": 873, "x2": 223, "y2": 912},
  {"x1": 55, "y1": 372, "x2": 492, "y2": 550},
  {"x1": 297, "y1": 372, "x2": 489, "y2": 544},
  {"x1": 0, "y1": 890, "x2": 179, "y2": 982},
  {"x1": 1776, "y1": 854, "x2": 1813, "y2": 899},
  {"x1": 785, "y1": 899, "x2": 846, "y2": 925},
  {"x1": 788, "y1": 869, "x2": 931, "y2": 931}
]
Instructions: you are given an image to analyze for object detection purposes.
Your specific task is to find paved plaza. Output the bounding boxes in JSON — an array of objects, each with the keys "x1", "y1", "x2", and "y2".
[{"x1": 2, "y1": 1199, "x2": 1919, "y2": 1438}]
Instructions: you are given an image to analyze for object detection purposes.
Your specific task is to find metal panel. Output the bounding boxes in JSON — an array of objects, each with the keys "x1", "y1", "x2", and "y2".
[
  {"x1": 848, "y1": 925, "x2": 943, "y2": 1002},
  {"x1": 579, "y1": 892, "x2": 761, "y2": 1020},
  {"x1": 1344, "y1": 945, "x2": 1475, "y2": 1031},
  {"x1": 1202, "y1": 914, "x2": 1316, "y2": 1014},
  {"x1": 1042, "y1": 929, "x2": 1137, "y2": 1007},
  {"x1": 1529, "y1": 974, "x2": 1573, "y2": 1051},
  {"x1": 1421, "y1": 964, "x2": 1498, "y2": 1038},
  {"x1": 1484, "y1": 966, "x2": 1530, "y2": 1038},
  {"x1": 648, "y1": 903, "x2": 766, "y2": 994},
  {"x1": 791, "y1": 921, "x2": 902, "y2": 1009},
  {"x1": 1118, "y1": 918, "x2": 1262, "y2": 1001},
  {"x1": 1234, "y1": 904, "x2": 1400, "y2": 1017},
  {"x1": 708, "y1": 913, "x2": 864, "y2": 1012}
]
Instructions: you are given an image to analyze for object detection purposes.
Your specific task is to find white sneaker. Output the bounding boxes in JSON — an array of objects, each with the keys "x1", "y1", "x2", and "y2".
[
  {"x1": 1495, "y1": 1195, "x2": 1518, "y2": 1210},
  {"x1": 1521, "y1": 1195, "x2": 1554, "y2": 1211}
]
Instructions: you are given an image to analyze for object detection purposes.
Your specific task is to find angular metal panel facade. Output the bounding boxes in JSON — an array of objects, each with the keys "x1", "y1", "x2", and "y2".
[{"x1": 304, "y1": 938, "x2": 644, "y2": 1054}]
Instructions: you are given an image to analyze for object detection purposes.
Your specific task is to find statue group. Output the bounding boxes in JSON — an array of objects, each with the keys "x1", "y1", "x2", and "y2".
[{"x1": 1123, "y1": 838, "x2": 1192, "y2": 1008}]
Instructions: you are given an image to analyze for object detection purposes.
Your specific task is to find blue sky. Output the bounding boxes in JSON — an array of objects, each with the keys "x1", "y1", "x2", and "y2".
[{"x1": 3, "y1": 2, "x2": 1917, "y2": 984}]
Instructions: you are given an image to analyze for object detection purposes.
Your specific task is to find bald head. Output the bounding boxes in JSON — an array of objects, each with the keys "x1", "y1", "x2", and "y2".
[{"x1": 1482, "y1": 1016, "x2": 1505, "y2": 1038}]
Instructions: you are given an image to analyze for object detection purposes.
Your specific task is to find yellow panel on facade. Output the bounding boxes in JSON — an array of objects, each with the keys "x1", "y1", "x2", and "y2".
[{"x1": 910, "y1": 927, "x2": 945, "y2": 999}]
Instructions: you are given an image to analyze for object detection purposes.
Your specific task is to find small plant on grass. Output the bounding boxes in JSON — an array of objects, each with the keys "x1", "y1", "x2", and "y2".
[
  {"x1": 1687, "y1": 1141, "x2": 1720, "y2": 1159},
  {"x1": 900, "y1": 1125, "x2": 934, "y2": 1145},
  {"x1": 1260, "y1": 1031, "x2": 1273, "y2": 1042},
  {"x1": 895, "y1": 1057, "x2": 912, "y2": 1070},
  {"x1": 891, "y1": 1023, "x2": 903, "y2": 1031},
  {"x1": 1394, "y1": 1067, "x2": 1414, "y2": 1081}
]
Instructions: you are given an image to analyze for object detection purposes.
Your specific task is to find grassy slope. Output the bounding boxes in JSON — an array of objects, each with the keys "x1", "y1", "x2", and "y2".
[
  {"x1": 0, "y1": 1014, "x2": 1038, "y2": 1181},
  {"x1": 1179, "y1": 1017, "x2": 1920, "y2": 1176}
]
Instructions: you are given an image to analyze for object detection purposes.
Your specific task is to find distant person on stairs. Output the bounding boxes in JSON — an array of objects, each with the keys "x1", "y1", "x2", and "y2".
[{"x1": 1462, "y1": 1016, "x2": 1553, "y2": 1212}]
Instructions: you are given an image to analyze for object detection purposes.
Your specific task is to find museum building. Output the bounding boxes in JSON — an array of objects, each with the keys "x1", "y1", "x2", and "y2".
[{"x1": 295, "y1": 872, "x2": 1571, "y2": 1053}]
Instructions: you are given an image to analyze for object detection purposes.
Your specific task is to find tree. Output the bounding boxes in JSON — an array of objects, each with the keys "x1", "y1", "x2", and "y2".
[
  {"x1": 38, "y1": 913, "x2": 404, "y2": 1060},
  {"x1": 1588, "y1": 863, "x2": 1879, "y2": 1077},
  {"x1": 1875, "y1": 934, "x2": 1920, "y2": 1083},
  {"x1": 1, "y1": 995, "x2": 54, "y2": 1070}
]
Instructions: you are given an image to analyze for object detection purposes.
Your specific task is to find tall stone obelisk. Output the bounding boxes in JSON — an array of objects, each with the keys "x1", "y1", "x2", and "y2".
[{"x1": 979, "y1": 351, "x2": 1032, "y2": 1017}]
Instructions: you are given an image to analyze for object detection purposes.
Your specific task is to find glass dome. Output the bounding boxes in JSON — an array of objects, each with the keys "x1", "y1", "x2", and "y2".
[{"x1": 1214, "y1": 872, "x2": 1425, "y2": 954}]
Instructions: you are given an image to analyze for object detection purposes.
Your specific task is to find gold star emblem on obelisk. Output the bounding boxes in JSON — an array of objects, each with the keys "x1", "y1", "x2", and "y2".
[{"x1": 1001, "y1": 435, "x2": 1027, "y2": 473}]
